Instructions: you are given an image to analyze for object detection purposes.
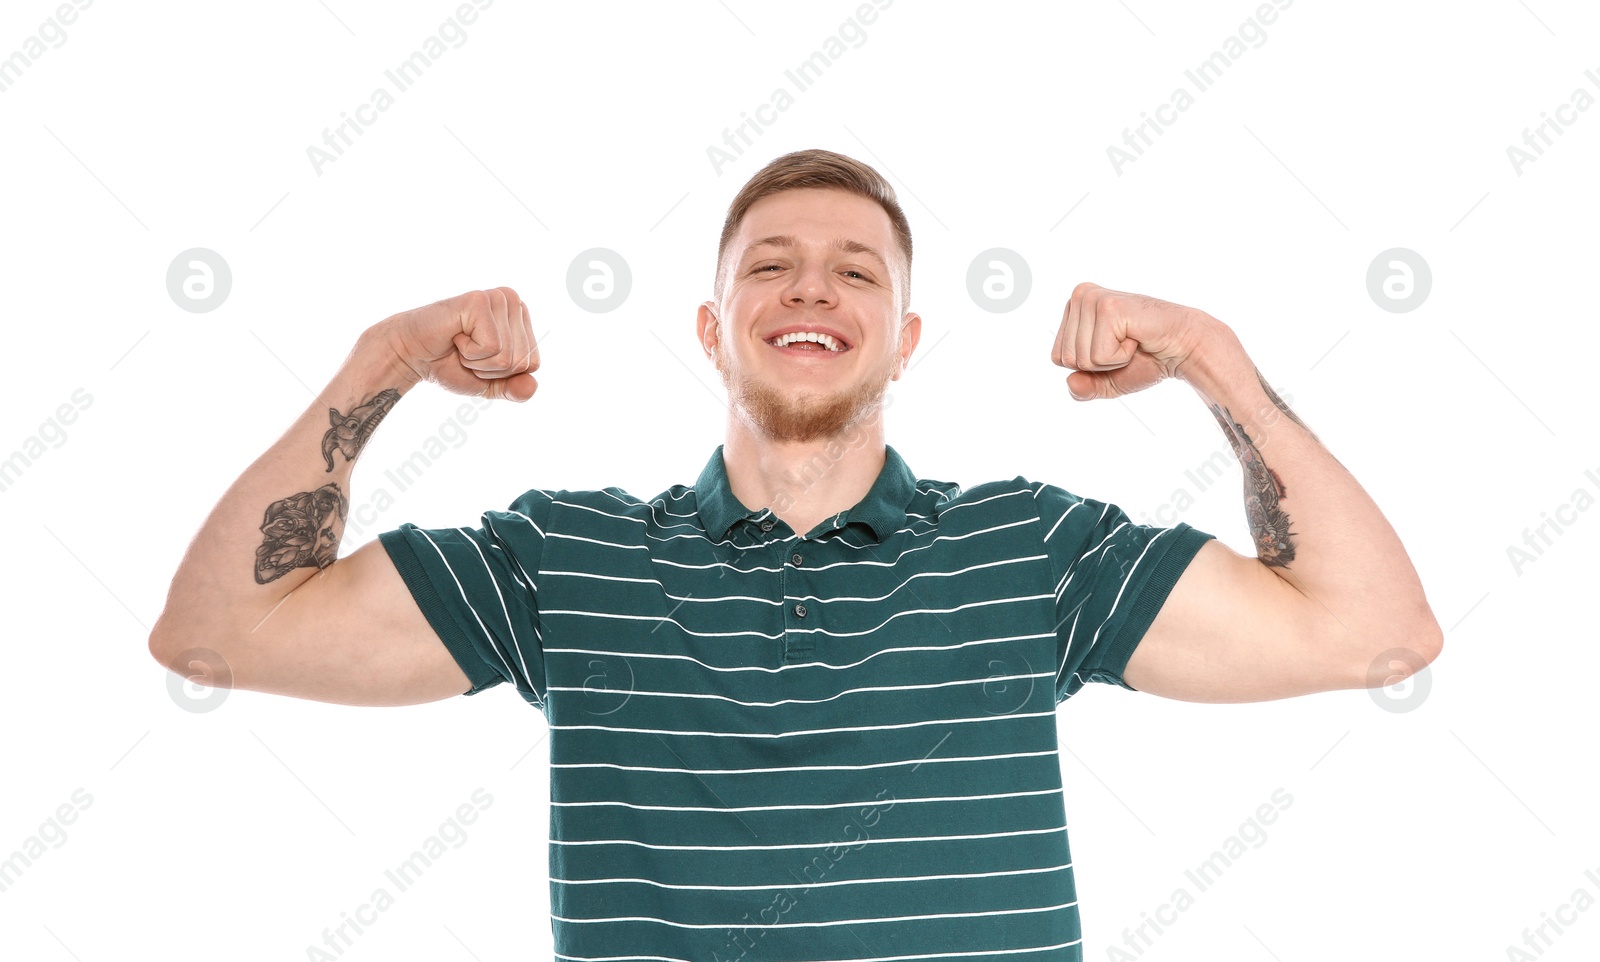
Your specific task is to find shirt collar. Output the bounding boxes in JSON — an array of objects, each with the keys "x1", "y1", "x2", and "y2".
[{"x1": 694, "y1": 443, "x2": 917, "y2": 543}]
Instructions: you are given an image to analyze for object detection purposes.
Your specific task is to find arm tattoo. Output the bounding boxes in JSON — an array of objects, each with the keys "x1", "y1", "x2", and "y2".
[
  {"x1": 1254, "y1": 368, "x2": 1320, "y2": 445},
  {"x1": 322, "y1": 388, "x2": 400, "y2": 471},
  {"x1": 254, "y1": 483, "x2": 349, "y2": 584},
  {"x1": 1209, "y1": 402, "x2": 1297, "y2": 568}
]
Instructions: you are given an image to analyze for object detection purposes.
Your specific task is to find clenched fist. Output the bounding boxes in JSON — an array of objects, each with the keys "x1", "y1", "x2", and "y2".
[
  {"x1": 379, "y1": 287, "x2": 539, "y2": 402},
  {"x1": 1051, "y1": 282, "x2": 1212, "y2": 401}
]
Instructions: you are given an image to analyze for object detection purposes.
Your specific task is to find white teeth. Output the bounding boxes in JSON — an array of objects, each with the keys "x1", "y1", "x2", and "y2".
[{"x1": 772, "y1": 331, "x2": 843, "y2": 352}]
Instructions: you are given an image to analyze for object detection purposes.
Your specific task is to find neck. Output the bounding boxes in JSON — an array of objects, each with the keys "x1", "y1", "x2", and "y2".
[{"x1": 721, "y1": 403, "x2": 889, "y2": 537}]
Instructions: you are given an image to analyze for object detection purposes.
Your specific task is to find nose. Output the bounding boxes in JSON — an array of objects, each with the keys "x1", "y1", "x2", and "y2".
[{"x1": 782, "y1": 262, "x2": 835, "y2": 306}]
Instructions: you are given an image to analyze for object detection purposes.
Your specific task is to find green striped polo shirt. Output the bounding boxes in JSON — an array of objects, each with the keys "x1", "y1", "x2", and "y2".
[{"x1": 378, "y1": 443, "x2": 1214, "y2": 961}]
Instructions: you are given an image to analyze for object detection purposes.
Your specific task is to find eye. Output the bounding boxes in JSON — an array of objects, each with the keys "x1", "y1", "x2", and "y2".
[
  {"x1": 753, "y1": 264, "x2": 783, "y2": 273},
  {"x1": 843, "y1": 270, "x2": 868, "y2": 280}
]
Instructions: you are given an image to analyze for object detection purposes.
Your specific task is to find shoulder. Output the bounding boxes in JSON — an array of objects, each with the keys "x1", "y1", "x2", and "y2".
[
  {"x1": 493, "y1": 483, "x2": 706, "y2": 535},
  {"x1": 902, "y1": 471, "x2": 1056, "y2": 534}
]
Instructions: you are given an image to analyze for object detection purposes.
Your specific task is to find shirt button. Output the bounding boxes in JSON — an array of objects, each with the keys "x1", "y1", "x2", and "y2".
[
  {"x1": 760, "y1": 519, "x2": 775, "y2": 531},
  {"x1": 794, "y1": 603, "x2": 808, "y2": 618},
  {"x1": 790, "y1": 553, "x2": 803, "y2": 566}
]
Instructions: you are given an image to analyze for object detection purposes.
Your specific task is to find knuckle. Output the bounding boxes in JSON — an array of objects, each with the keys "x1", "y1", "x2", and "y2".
[{"x1": 460, "y1": 289, "x2": 492, "y2": 315}]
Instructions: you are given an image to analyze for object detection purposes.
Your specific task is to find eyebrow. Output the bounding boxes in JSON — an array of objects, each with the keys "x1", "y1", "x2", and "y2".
[{"x1": 743, "y1": 234, "x2": 889, "y2": 271}]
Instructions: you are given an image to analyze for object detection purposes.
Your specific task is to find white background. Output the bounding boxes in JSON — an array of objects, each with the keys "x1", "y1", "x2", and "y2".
[{"x1": 1, "y1": 1, "x2": 1595, "y2": 959}]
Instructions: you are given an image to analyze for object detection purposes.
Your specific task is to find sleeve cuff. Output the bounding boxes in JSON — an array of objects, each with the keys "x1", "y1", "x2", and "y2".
[
  {"x1": 1092, "y1": 523, "x2": 1215, "y2": 691},
  {"x1": 378, "y1": 528, "x2": 503, "y2": 696}
]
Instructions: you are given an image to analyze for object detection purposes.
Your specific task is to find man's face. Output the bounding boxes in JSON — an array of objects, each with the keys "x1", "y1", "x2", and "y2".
[{"x1": 697, "y1": 187, "x2": 920, "y2": 444}]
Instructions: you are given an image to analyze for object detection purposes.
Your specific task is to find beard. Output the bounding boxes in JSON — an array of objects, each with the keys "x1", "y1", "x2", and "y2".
[{"x1": 715, "y1": 341, "x2": 893, "y2": 444}]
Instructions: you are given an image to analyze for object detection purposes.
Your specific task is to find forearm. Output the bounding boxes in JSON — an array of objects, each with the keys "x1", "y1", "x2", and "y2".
[
  {"x1": 1178, "y1": 321, "x2": 1439, "y2": 650},
  {"x1": 150, "y1": 325, "x2": 419, "y2": 651}
]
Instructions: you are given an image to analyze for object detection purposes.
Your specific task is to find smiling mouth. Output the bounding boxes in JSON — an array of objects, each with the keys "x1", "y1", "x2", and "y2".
[
  {"x1": 766, "y1": 331, "x2": 850, "y2": 354},
  {"x1": 770, "y1": 340, "x2": 844, "y2": 352}
]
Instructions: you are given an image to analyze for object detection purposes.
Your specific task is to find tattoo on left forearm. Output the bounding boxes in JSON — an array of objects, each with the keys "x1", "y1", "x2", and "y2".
[{"x1": 1209, "y1": 402, "x2": 1297, "y2": 568}]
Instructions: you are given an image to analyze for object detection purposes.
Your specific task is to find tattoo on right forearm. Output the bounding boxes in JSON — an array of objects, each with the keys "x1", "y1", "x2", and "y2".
[
  {"x1": 254, "y1": 483, "x2": 349, "y2": 584},
  {"x1": 1209, "y1": 402, "x2": 1297, "y2": 568},
  {"x1": 322, "y1": 388, "x2": 400, "y2": 472},
  {"x1": 1255, "y1": 367, "x2": 1344, "y2": 469},
  {"x1": 1255, "y1": 368, "x2": 1319, "y2": 444}
]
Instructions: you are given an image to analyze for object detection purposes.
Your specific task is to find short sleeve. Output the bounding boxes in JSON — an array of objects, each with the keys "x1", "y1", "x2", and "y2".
[
  {"x1": 1030, "y1": 482, "x2": 1215, "y2": 703},
  {"x1": 377, "y1": 488, "x2": 554, "y2": 707}
]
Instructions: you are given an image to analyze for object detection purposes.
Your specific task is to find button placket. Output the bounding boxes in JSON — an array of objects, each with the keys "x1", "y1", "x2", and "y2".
[{"x1": 781, "y1": 537, "x2": 813, "y2": 663}]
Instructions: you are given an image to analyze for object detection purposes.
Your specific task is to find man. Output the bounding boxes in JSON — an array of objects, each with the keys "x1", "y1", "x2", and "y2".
[{"x1": 150, "y1": 148, "x2": 1441, "y2": 959}]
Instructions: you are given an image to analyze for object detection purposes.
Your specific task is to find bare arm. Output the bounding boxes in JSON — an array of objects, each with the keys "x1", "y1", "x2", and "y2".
[
  {"x1": 1130, "y1": 324, "x2": 1440, "y2": 701},
  {"x1": 1052, "y1": 283, "x2": 1442, "y2": 702},
  {"x1": 149, "y1": 288, "x2": 539, "y2": 707}
]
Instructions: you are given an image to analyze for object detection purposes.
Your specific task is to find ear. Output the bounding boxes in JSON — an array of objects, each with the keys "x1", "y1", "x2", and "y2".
[
  {"x1": 890, "y1": 312, "x2": 923, "y2": 381},
  {"x1": 696, "y1": 301, "x2": 720, "y2": 364}
]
